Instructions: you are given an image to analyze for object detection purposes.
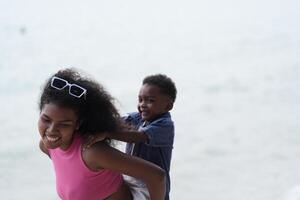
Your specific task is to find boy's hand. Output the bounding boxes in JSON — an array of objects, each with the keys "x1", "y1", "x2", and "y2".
[
  {"x1": 121, "y1": 122, "x2": 136, "y2": 131},
  {"x1": 83, "y1": 133, "x2": 107, "y2": 150}
]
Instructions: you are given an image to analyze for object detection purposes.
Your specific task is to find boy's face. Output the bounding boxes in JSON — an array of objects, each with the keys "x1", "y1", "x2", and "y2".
[
  {"x1": 138, "y1": 83, "x2": 172, "y2": 122},
  {"x1": 38, "y1": 103, "x2": 79, "y2": 151}
]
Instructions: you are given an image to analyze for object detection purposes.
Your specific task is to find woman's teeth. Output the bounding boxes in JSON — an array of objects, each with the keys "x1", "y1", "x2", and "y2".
[{"x1": 46, "y1": 136, "x2": 59, "y2": 142}]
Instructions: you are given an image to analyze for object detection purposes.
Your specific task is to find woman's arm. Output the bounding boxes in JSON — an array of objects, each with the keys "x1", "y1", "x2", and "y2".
[{"x1": 83, "y1": 142, "x2": 166, "y2": 200}]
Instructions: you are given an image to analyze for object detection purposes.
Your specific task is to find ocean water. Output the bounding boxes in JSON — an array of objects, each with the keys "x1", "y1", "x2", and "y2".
[{"x1": 1, "y1": 0, "x2": 300, "y2": 199}]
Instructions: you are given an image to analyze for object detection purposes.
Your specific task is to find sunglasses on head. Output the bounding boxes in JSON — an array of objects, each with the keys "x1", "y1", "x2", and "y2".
[{"x1": 51, "y1": 76, "x2": 87, "y2": 99}]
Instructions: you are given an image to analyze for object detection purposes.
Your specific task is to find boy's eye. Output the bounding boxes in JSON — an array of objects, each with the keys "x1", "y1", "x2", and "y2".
[
  {"x1": 138, "y1": 97, "x2": 144, "y2": 103},
  {"x1": 138, "y1": 97, "x2": 155, "y2": 103}
]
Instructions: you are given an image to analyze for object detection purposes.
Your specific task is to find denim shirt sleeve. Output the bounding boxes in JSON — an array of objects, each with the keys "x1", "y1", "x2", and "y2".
[
  {"x1": 122, "y1": 112, "x2": 141, "y2": 127},
  {"x1": 139, "y1": 119, "x2": 174, "y2": 147}
]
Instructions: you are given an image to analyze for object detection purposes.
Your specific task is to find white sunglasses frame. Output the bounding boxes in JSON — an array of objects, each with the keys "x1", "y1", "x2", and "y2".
[{"x1": 50, "y1": 76, "x2": 87, "y2": 99}]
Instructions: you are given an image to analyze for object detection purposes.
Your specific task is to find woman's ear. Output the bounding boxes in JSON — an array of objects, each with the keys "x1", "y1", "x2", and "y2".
[{"x1": 76, "y1": 120, "x2": 83, "y2": 130}]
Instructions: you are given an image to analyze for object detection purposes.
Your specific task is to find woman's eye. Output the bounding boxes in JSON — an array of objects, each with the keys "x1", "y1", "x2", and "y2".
[
  {"x1": 41, "y1": 117, "x2": 50, "y2": 123},
  {"x1": 60, "y1": 124, "x2": 71, "y2": 127}
]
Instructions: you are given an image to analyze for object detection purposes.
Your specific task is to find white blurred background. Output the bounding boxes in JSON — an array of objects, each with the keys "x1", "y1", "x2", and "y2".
[{"x1": 0, "y1": 0, "x2": 300, "y2": 199}]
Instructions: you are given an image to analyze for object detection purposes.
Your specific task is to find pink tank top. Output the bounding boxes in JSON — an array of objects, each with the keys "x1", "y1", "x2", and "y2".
[{"x1": 48, "y1": 135, "x2": 123, "y2": 200}]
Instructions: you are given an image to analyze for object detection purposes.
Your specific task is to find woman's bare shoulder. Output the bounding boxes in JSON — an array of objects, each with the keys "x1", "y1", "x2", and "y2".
[{"x1": 82, "y1": 141, "x2": 117, "y2": 171}]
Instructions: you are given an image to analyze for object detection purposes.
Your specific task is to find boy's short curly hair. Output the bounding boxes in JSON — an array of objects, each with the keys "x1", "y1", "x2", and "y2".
[
  {"x1": 39, "y1": 68, "x2": 121, "y2": 138},
  {"x1": 143, "y1": 74, "x2": 177, "y2": 103}
]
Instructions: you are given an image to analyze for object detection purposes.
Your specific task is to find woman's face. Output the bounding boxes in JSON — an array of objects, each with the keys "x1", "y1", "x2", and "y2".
[{"x1": 38, "y1": 103, "x2": 79, "y2": 151}]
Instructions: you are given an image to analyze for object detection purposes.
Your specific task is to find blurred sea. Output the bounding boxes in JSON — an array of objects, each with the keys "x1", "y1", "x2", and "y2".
[{"x1": 1, "y1": 0, "x2": 300, "y2": 199}]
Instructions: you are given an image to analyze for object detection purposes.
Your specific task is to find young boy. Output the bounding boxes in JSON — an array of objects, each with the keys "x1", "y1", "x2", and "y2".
[{"x1": 87, "y1": 74, "x2": 177, "y2": 200}]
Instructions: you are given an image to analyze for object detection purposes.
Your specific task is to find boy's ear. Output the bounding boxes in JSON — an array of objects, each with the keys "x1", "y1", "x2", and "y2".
[{"x1": 165, "y1": 100, "x2": 173, "y2": 111}]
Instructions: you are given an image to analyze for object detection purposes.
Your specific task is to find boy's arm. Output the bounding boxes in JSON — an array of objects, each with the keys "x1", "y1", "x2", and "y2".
[
  {"x1": 110, "y1": 130, "x2": 149, "y2": 143},
  {"x1": 84, "y1": 130, "x2": 149, "y2": 149}
]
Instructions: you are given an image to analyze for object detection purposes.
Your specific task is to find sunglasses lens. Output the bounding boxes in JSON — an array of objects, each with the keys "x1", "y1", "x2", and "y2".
[
  {"x1": 51, "y1": 76, "x2": 86, "y2": 99},
  {"x1": 52, "y1": 78, "x2": 67, "y2": 89},
  {"x1": 70, "y1": 86, "x2": 85, "y2": 97}
]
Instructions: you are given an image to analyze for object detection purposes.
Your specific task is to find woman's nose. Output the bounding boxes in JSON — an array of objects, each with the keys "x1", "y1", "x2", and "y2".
[{"x1": 47, "y1": 123, "x2": 57, "y2": 133}]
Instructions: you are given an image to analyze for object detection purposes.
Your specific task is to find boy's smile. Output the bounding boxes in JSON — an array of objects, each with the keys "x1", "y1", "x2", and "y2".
[
  {"x1": 38, "y1": 103, "x2": 79, "y2": 151},
  {"x1": 138, "y1": 84, "x2": 171, "y2": 122}
]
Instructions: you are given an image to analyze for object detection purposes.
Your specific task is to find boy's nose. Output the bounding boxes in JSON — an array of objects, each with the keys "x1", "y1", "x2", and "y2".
[{"x1": 140, "y1": 102, "x2": 147, "y2": 108}]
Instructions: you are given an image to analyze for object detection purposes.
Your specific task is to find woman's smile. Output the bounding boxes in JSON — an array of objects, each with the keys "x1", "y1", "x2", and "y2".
[
  {"x1": 43, "y1": 134, "x2": 62, "y2": 149},
  {"x1": 46, "y1": 135, "x2": 60, "y2": 142},
  {"x1": 38, "y1": 103, "x2": 79, "y2": 150}
]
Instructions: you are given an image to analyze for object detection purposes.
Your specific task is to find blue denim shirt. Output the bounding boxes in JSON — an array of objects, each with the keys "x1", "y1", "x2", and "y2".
[{"x1": 124, "y1": 112, "x2": 174, "y2": 200}]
